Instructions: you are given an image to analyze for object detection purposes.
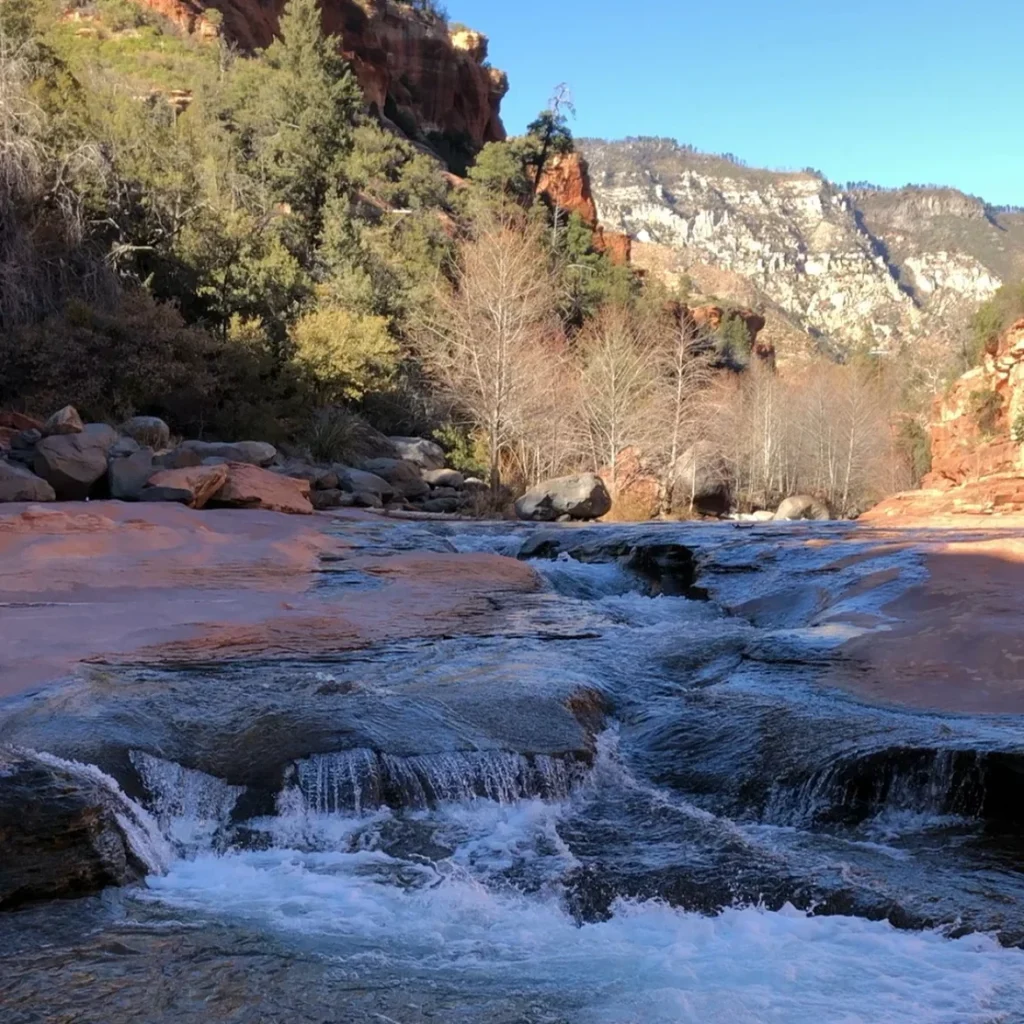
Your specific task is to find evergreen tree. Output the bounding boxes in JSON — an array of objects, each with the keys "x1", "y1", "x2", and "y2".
[{"x1": 246, "y1": 0, "x2": 363, "y2": 255}]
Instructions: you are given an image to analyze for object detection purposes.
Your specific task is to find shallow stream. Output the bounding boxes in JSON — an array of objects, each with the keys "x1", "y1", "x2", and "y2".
[{"x1": 3, "y1": 521, "x2": 1024, "y2": 1022}]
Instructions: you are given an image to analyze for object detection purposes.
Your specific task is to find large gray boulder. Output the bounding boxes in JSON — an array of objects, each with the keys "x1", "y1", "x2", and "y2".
[
  {"x1": 109, "y1": 448, "x2": 156, "y2": 501},
  {"x1": 515, "y1": 473, "x2": 612, "y2": 522},
  {"x1": 0, "y1": 747, "x2": 159, "y2": 909},
  {"x1": 670, "y1": 442, "x2": 732, "y2": 515},
  {"x1": 424, "y1": 468, "x2": 465, "y2": 489},
  {"x1": 335, "y1": 466, "x2": 395, "y2": 504},
  {"x1": 176, "y1": 440, "x2": 277, "y2": 467},
  {"x1": 34, "y1": 428, "x2": 117, "y2": 499},
  {"x1": 120, "y1": 416, "x2": 170, "y2": 450},
  {"x1": 361, "y1": 458, "x2": 430, "y2": 499},
  {"x1": 389, "y1": 436, "x2": 445, "y2": 471},
  {"x1": 774, "y1": 495, "x2": 833, "y2": 522},
  {"x1": 0, "y1": 460, "x2": 56, "y2": 502},
  {"x1": 41, "y1": 405, "x2": 84, "y2": 437}
]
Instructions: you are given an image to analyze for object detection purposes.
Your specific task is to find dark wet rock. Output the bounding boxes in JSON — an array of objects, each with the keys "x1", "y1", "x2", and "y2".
[
  {"x1": 350, "y1": 490, "x2": 384, "y2": 508},
  {"x1": 515, "y1": 474, "x2": 612, "y2": 522},
  {"x1": 360, "y1": 458, "x2": 430, "y2": 499},
  {"x1": 389, "y1": 436, "x2": 445, "y2": 470},
  {"x1": 120, "y1": 417, "x2": 170, "y2": 450},
  {"x1": 108, "y1": 449, "x2": 156, "y2": 501},
  {"x1": 34, "y1": 432, "x2": 112, "y2": 499},
  {"x1": 0, "y1": 747, "x2": 152, "y2": 909},
  {"x1": 775, "y1": 495, "x2": 832, "y2": 521},
  {"x1": 0, "y1": 461, "x2": 56, "y2": 502},
  {"x1": 41, "y1": 405, "x2": 84, "y2": 437}
]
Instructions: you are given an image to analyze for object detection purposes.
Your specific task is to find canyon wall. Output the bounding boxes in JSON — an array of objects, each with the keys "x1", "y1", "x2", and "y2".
[
  {"x1": 135, "y1": 0, "x2": 506, "y2": 161},
  {"x1": 581, "y1": 138, "x2": 1024, "y2": 360}
]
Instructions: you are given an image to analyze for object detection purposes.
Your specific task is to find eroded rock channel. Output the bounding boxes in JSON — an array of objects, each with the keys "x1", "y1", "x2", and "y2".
[{"x1": 3, "y1": 512, "x2": 1024, "y2": 1022}]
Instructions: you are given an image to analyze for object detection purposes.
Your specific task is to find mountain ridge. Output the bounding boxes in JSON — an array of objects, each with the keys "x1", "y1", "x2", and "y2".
[{"x1": 580, "y1": 137, "x2": 1024, "y2": 364}]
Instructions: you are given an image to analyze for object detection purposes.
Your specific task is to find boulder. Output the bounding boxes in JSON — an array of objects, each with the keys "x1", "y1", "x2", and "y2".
[
  {"x1": 350, "y1": 490, "x2": 384, "y2": 508},
  {"x1": 109, "y1": 449, "x2": 156, "y2": 501},
  {"x1": 275, "y1": 460, "x2": 339, "y2": 491},
  {"x1": 670, "y1": 443, "x2": 732, "y2": 515},
  {"x1": 6, "y1": 428, "x2": 41, "y2": 465},
  {"x1": 774, "y1": 495, "x2": 833, "y2": 522},
  {"x1": 0, "y1": 747, "x2": 157, "y2": 909},
  {"x1": 424, "y1": 468, "x2": 465, "y2": 489},
  {"x1": 311, "y1": 489, "x2": 355, "y2": 511},
  {"x1": 120, "y1": 416, "x2": 170, "y2": 450},
  {"x1": 212, "y1": 463, "x2": 313, "y2": 515},
  {"x1": 0, "y1": 411, "x2": 43, "y2": 432},
  {"x1": 515, "y1": 473, "x2": 612, "y2": 522},
  {"x1": 361, "y1": 457, "x2": 430, "y2": 498},
  {"x1": 153, "y1": 446, "x2": 203, "y2": 470},
  {"x1": 388, "y1": 436, "x2": 446, "y2": 471},
  {"x1": 34, "y1": 432, "x2": 113, "y2": 499},
  {"x1": 143, "y1": 464, "x2": 229, "y2": 509},
  {"x1": 464, "y1": 477, "x2": 488, "y2": 491},
  {"x1": 421, "y1": 496, "x2": 460, "y2": 514},
  {"x1": 177, "y1": 440, "x2": 277, "y2": 467},
  {"x1": 82, "y1": 423, "x2": 120, "y2": 449},
  {"x1": 0, "y1": 461, "x2": 56, "y2": 502},
  {"x1": 336, "y1": 466, "x2": 396, "y2": 503},
  {"x1": 42, "y1": 405, "x2": 84, "y2": 437},
  {"x1": 108, "y1": 436, "x2": 142, "y2": 459}
]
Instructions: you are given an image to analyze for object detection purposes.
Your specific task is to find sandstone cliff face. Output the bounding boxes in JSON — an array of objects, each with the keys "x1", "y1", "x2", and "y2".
[
  {"x1": 134, "y1": 0, "x2": 506, "y2": 161},
  {"x1": 581, "y1": 139, "x2": 1024, "y2": 358},
  {"x1": 925, "y1": 318, "x2": 1024, "y2": 489}
]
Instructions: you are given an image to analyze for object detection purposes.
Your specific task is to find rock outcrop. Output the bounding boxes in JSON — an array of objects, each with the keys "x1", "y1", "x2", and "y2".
[
  {"x1": 132, "y1": 0, "x2": 506, "y2": 164},
  {"x1": 867, "y1": 319, "x2": 1024, "y2": 519},
  {"x1": 924, "y1": 318, "x2": 1024, "y2": 490},
  {"x1": 0, "y1": 747, "x2": 163, "y2": 908}
]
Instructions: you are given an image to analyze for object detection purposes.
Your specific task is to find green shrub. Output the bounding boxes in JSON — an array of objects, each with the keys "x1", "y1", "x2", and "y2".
[{"x1": 969, "y1": 388, "x2": 1003, "y2": 436}]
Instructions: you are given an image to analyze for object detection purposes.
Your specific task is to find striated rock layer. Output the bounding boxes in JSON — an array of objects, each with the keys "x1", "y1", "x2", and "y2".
[
  {"x1": 866, "y1": 318, "x2": 1024, "y2": 520},
  {"x1": 133, "y1": 0, "x2": 506, "y2": 160}
]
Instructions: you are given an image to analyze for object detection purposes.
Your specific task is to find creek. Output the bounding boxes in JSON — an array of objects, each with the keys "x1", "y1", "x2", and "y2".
[{"x1": 3, "y1": 520, "x2": 1024, "y2": 1023}]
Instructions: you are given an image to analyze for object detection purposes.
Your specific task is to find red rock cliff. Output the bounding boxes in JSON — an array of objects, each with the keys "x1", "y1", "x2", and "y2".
[
  {"x1": 133, "y1": 0, "x2": 507, "y2": 159},
  {"x1": 924, "y1": 318, "x2": 1024, "y2": 490}
]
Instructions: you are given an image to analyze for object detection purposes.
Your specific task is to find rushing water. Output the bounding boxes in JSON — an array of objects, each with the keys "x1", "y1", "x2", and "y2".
[{"x1": 4, "y1": 521, "x2": 1024, "y2": 1023}]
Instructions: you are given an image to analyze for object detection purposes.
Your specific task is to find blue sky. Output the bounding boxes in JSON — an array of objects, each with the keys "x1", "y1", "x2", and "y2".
[{"x1": 452, "y1": 0, "x2": 1024, "y2": 206}]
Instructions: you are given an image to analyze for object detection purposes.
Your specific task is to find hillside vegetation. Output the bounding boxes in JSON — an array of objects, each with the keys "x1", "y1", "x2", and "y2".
[{"x1": 0, "y1": 0, "x2": 953, "y2": 515}]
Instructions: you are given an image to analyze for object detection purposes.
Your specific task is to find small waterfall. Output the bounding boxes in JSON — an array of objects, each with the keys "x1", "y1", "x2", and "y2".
[
  {"x1": 293, "y1": 748, "x2": 587, "y2": 813},
  {"x1": 30, "y1": 750, "x2": 172, "y2": 874},
  {"x1": 766, "y1": 748, "x2": 988, "y2": 827},
  {"x1": 130, "y1": 751, "x2": 245, "y2": 854}
]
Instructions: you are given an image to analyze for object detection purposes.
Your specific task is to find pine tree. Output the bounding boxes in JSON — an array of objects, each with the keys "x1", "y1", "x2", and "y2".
[{"x1": 253, "y1": 0, "x2": 363, "y2": 253}]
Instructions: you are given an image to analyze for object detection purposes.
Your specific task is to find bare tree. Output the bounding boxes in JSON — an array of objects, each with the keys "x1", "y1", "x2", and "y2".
[
  {"x1": 577, "y1": 304, "x2": 659, "y2": 492},
  {"x1": 418, "y1": 210, "x2": 560, "y2": 494},
  {"x1": 648, "y1": 306, "x2": 718, "y2": 511}
]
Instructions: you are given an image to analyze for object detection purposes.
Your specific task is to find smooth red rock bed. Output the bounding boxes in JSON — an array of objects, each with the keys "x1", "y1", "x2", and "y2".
[
  {"x1": 827, "y1": 517, "x2": 1024, "y2": 715},
  {"x1": 0, "y1": 502, "x2": 537, "y2": 697}
]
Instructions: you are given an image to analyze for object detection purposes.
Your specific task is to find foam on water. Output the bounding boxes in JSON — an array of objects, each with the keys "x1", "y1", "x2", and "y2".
[
  {"x1": 142, "y1": 839, "x2": 1024, "y2": 1024},
  {"x1": 130, "y1": 750, "x2": 245, "y2": 854}
]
